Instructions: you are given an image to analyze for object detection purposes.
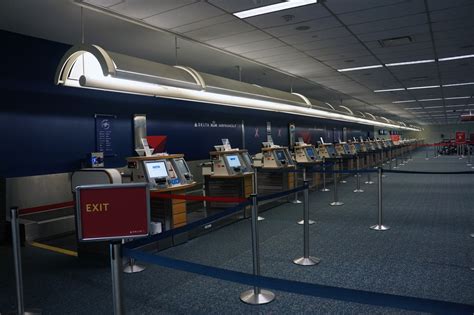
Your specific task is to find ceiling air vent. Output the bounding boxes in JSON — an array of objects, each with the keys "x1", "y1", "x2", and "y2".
[{"x1": 378, "y1": 36, "x2": 413, "y2": 47}]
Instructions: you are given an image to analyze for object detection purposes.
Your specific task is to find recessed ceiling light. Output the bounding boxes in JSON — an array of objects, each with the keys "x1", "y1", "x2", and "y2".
[
  {"x1": 234, "y1": 0, "x2": 318, "y2": 19},
  {"x1": 393, "y1": 100, "x2": 416, "y2": 103},
  {"x1": 445, "y1": 96, "x2": 471, "y2": 100},
  {"x1": 406, "y1": 85, "x2": 440, "y2": 90},
  {"x1": 419, "y1": 98, "x2": 442, "y2": 102},
  {"x1": 337, "y1": 64, "x2": 383, "y2": 72},
  {"x1": 438, "y1": 54, "x2": 474, "y2": 62},
  {"x1": 442, "y1": 82, "x2": 474, "y2": 87},
  {"x1": 295, "y1": 25, "x2": 311, "y2": 31},
  {"x1": 385, "y1": 59, "x2": 435, "y2": 67},
  {"x1": 374, "y1": 88, "x2": 406, "y2": 92}
]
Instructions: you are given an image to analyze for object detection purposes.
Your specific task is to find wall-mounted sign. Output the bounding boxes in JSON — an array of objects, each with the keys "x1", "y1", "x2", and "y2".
[
  {"x1": 95, "y1": 114, "x2": 116, "y2": 156},
  {"x1": 193, "y1": 121, "x2": 238, "y2": 128},
  {"x1": 75, "y1": 183, "x2": 150, "y2": 242}
]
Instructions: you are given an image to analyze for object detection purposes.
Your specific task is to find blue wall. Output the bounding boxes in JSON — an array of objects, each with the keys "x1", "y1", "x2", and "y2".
[{"x1": 0, "y1": 30, "x2": 373, "y2": 178}]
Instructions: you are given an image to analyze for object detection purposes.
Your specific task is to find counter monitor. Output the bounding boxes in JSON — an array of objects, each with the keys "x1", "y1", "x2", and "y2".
[
  {"x1": 174, "y1": 158, "x2": 190, "y2": 175},
  {"x1": 305, "y1": 147, "x2": 315, "y2": 158},
  {"x1": 145, "y1": 161, "x2": 168, "y2": 179},
  {"x1": 326, "y1": 146, "x2": 336, "y2": 156},
  {"x1": 275, "y1": 150, "x2": 287, "y2": 162},
  {"x1": 226, "y1": 155, "x2": 241, "y2": 168}
]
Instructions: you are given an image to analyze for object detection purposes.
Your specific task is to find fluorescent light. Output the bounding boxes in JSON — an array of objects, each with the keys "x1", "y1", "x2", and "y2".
[
  {"x1": 385, "y1": 59, "x2": 435, "y2": 67},
  {"x1": 405, "y1": 107, "x2": 422, "y2": 109},
  {"x1": 337, "y1": 64, "x2": 383, "y2": 72},
  {"x1": 445, "y1": 96, "x2": 471, "y2": 100},
  {"x1": 442, "y1": 82, "x2": 474, "y2": 87},
  {"x1": 424, "y1": 106, "x2": 443, "y2": 109},
  {"x1": 407, "y1": 85, "x2": 440, "y2": 90},
  {"x1": 374, "y1": 88, "x2": 405, "y2": 92},
  {"x1": 445, "y1": 104, "x2": 466, "y2": 108},
  {"x1": 393, "y1": 100, "x2": 416, "y2": 103},
  {"x1": 438, "y1": 54, "x2": 474, "y2": 62},
  {"x1": 419, "y1": 98, "x2": 442, "y2": 102},
  {"x1": 234, "y1": 0, "x2": 317, "y2": 19}
]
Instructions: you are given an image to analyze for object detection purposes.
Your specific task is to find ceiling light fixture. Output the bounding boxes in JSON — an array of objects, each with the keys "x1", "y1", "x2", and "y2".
[
  {"x1": 444, "y1": 96, "x2": 471, "y2": 100},
  {"x1": 438, "y1": 54, "x2": 474, "y2": 62},
  {"x1": 424, "y1": 106, "x2": 443, "y2": 109},
  {"x1": 55, "y1": 45, "x2": 420, "y2": 131},
  {"x1": 442, "y1": 82, "x2": 474, "y2": 87},
  {"x1": 385, "y1": 59, "x2": 435, "y2": 67},
  {"x1": 234, "y1": 0, "x2": 317, "y2": 19},
  {"x1": 393, "y1": 100, "x2": 416, "y2": 103},
  {"x1": 405, "y1": 107, "x2": 422, "y2": 109},
  {"x1": 374, "y1": 88, "x2": 406, "y2": 93},
  {"x1": 337, "y1": 65, "x2": 383, "y2": 72},
  {"x1": 406, "y1": 85, "x2": 440, "y2": 90},
  {"x1": 419, "y1": 98, "x2": 442, "y2": 102}
]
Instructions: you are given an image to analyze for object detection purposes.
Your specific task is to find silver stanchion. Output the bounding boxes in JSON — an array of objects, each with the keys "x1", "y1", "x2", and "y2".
[
  {"x1": 10, "y1": 207, "x2": 41, "y2": 315},
  {"x1": 294, "y1": 180, "x2": 320, "y2": 266},
  {"x1": 252, "y1": 167, "x2": 264, "y2": 221},
  {"x1": 425, "y1": 146, "x2": 429, "y2": 160},
  {"x1": 297, "y1": 167, "x2": 315, "y2": 225},
  {"x1": 123, "y1": 257, "x2": 145, "y2": 274},
  {"x1": 339, "y1": 159, "x2": 346, "y2": 184},
  {"x1": 320, "y1": 157, "x2": 330, "y2": 192},
  {"x1": 354, "y1": 156, "x2": 364, "y2": 193},
  {"x1": 330, "y1": 167, "x2": 344, "y2": 206},
  {"x1": 291, "y1": 165, "x2": 302, "y2": 204},
  {"x1": 393, "y1": 156, "x2": 398, "y2": 169},
  {"x1": 364, "y1": 169, "x2": 374, "y2": 184},
  {"x1": 240, "y1": 193, "x2": 275, "y2": 305},
  {"x1": 467, "y1": 145, "x2": 472, "y2": 166},
  {"x1": 110, "y1": 242, "x2": 124, "y2": 315},
  {"x1": 370, "y1": 168, "x2": 390, "y2": 231}
]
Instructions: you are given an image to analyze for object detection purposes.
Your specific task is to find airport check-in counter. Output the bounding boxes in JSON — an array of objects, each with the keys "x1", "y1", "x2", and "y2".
[
  {"x1": 293, "y1": 142, "x2": 322, "y2": 189},
  {"x1": 253, "y1": 145, "x2": 295, "y2": 207},
  {"x1": 202, "y1": 148, "x2": 253, "y2": 215},
  {"x1": 127, "y1": 154, "x2": 196, "y2": 246},
  {"x1": 317, "y1": 143, "x2": 341, "y2": 183}
]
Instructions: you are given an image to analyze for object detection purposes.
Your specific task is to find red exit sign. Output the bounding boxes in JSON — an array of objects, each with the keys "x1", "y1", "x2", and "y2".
[{"x1": 76, "y1": 183, "x2": 150, "y2": 242}]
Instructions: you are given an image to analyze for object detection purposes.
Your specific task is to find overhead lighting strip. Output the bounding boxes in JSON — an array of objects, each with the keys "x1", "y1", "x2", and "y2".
[
  {"x1": 233, "y1": 0, "x2": 317, "y2": 19},
  {"x1": 385, "y1": 59, "x2": 435, "y2": 67},
  {"x1": 392, "y1": 96, "x2": 471, "y2": 103},
  {"x1": 337, "y1": 65, "x2": 383, "y2": 72}
]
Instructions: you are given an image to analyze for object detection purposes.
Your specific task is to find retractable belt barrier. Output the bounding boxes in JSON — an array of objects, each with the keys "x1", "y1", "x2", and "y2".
[
  {"x1": 125, "y1": 186, "x2": 307, "y2": 250},
  {"x1": 122, "y1": 249, "x2": 474, "y2": 315},
  {"x1": 383, "y1": 169, "x2": 474, "y2": 175}
]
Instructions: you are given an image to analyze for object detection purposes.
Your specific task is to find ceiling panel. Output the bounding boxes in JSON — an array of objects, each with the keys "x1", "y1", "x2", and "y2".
[
  {"x1": 325, "y1": 0, "x2": 408, "y2": 14},
  {"x1": 171, "y1": 14, "x2": 235, "y2": 33},
  {"x1": 336, "y1": 1, "x2": 425, "y2": 25},
  {"x1": 183, "y1": 19, "x2": 255, "y2": 41},
  {"x1": 226, "y1": 38, "x2": 286, "y2": 54},
  {"x1": 430, "y1": 4, "x2": 474, "y2": 22},
  {"x1": 206, "y1": 30, "x2": 272, "y2": 48},
  {"x1": 279, "y1": 27, "x2": 352, "y2": 45},
  {"x1": 107, "y1": 0, "x2": 198, "y2": 19},
  {"x1": 207, "y1": 0, "x2": 280, "y2": 13},
  {"x1": 349, "y1": 13, "x2": 428, "y2": 35},
  {"x1": 292, "y1": 36, "x2": 359, "y2": 52},
  {"x1": 144, "y1": 2, "x2": 223, "y2": 29},
  {"x1": 265, "y1": 17, "x2": 341, "y2": 37}
]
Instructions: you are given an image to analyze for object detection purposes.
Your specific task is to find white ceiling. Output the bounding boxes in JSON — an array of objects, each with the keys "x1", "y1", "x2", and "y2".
[{"x1": 1, "y1": 0, "x2": 474, "y2": 125}]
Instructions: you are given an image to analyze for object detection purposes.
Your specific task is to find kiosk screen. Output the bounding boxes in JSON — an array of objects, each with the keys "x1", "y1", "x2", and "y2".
[
  {"x1": 326, "y1": 146, "x2": 336, "y2": 156},
  {"x1": 355, "y1": 143, "x2": 361, "y2": 150},
  {"x1": 275, "y1": 150, "x2": 286, "y2": 161},
  {"x1": 145, "y1": 161, "x2": 168, "y2": 178},
  {"x1": 343, "y1": 144, "x2": 350, "y2": 153},
  {"x1": 226, "y1": 155, "x2": 241, "y2": 168},
  {"x1": 174, "y1": 158, "x2": 190, "y2": 175},
  {"x1": 305, "y1": 147, "x2": 315, "y2": 158},
  {"x1": 242, "y1": 152, "x2": 252, "y2": 167}
]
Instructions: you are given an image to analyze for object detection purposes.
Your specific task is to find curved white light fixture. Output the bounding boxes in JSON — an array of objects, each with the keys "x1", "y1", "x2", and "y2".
[
  {"x1": 55, "y1": 45, "x2": 420, "y2": 131},
  {"x1": 365, "y1": 112, "x2": 377, "y2": 120},
  {"x1": 339, "y1": 105, "x2": 353, "y2": 115}
]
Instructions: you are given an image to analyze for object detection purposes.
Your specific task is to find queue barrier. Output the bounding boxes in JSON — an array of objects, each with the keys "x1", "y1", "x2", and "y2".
[{"x1": 123, "y1": 248, "x2": 474, "y2": 314}]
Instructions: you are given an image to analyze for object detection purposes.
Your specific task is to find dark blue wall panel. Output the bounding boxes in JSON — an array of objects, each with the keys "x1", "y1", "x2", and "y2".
[{"x1": 0, "y1": 30, "x2": 373, "y2": 178}]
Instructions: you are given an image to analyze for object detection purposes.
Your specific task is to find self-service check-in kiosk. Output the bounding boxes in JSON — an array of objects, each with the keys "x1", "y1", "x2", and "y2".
[
  {"x1": 202, "y1": 140, "x2": 253, "y2": 215},
  {"x1": 293, "y1": 138, "x2": 322, "y2": 189},
  {"x1": 253, "y1": 138, "x2": 296, "y2": 207},
  {"x1": 127, "y1": 150, "x2": 196, "y2": 247}
]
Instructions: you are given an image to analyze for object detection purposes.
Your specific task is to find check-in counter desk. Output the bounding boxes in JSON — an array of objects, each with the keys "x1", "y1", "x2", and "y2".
[
  {"x1": 317, "y1": 143, "x2": 341, "y2": 183},
  {"x1": 254, "y1": 146, "x2": 295, "y2": 208},
  {"x1": 202, "y1": 149, "x2": 253, "y2": 215},
  {"x1": 127, "y1": 154, "x2": 196, "y2": 246},
  {"x1": 353, "y1": 141, "x2": 369, "y2": 169},
  {"x1": 293, "y1": 142, "x2": 322, "y2": 189},
  {"x1": 364, "y1": 140, "x2": 378, "y2": 167}
]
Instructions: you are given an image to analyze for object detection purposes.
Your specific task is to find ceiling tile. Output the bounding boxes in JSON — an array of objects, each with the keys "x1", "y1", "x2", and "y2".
[
  {"x1": 183, "y1": 19, "x2": 255, "y2": 41},
  {"x1": 205, "y1": 30, "x2": 272, "y2": 48},
  {"x1": 108, "y1": 0, "x2": 197, "y2": 19}
]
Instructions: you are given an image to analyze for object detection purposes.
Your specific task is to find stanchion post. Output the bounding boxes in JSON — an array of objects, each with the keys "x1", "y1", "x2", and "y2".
[
  {"x1": 320, "y1": 157, "x2": 330, "y2": 192},
  {"x1": 330, "y1": 166, "x2": 344, "y2": 206},
  {"x1": 339, "y1": 158, "x2": 346, "y2": 184},
  {"x1": 354, "y1": 155, "x2": 364, "y2": 193},
  {"x1": 291, "y1": 164, "x2": 302, "y2": 204},
  {"x1": 468, "y1": 144, "x2": 472, "y2": 166},
  {"x1": 364, "y1": 167, "x2": 374, "y2": 184},
  {"x1": 294, "y1": 180, "x2": 320, "y2": 266},
  {"x1": 10, "y1": 207, "x2": 41, "y2": 315},
  {"x1": 425, "y1": 145, "x2": 429, "y2": 160},
  {"x1": 370, "y1": 168, "x2": 390, "y2": 231},
  {"x1": 252, "y1": 166, "x2": 264, "y2": 221},
  {"x1": 110, "y1": 242, "x2": 124, "y2": 315},
  {"x1": 297, "y1": 167, "x2": 315, "y2": 225},
  {"x1": 240, "y1": 193, "x2": 275, "y2": 305}
]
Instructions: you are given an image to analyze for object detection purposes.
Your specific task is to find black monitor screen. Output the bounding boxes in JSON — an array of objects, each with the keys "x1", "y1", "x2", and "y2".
[
  {"x1": 343, "y1": 144, "x2": 350, "y2": 152},
  {"x1": 276, "y1": 150, "x2": 286, "y2": 161},
  {"x1": 174, "y1": 158, "x2": 189, "y2": 175},
  {"x1": 355, "y1": 143, "x2": 361, "y2": 150},
  {"x1": 305, "y1": 147, "x2": 315, "y2": 158}
]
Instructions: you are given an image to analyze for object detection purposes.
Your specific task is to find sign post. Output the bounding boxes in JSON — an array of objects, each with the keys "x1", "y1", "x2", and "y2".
[{"x1": 76, "y1": 183, "x2": 150, "y2": 315}]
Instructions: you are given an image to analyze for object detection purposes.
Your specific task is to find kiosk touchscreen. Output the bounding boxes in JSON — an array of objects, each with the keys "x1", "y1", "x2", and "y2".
[
  {"x1": 145, "y1": 161, "x2": 168, "y2": 179},
  {"x1": 260, "y1": 141, "x2": 294, "y2": 168},
  {"x1": 173, "y1": 158, "x2": 194, "y2": 182}
]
